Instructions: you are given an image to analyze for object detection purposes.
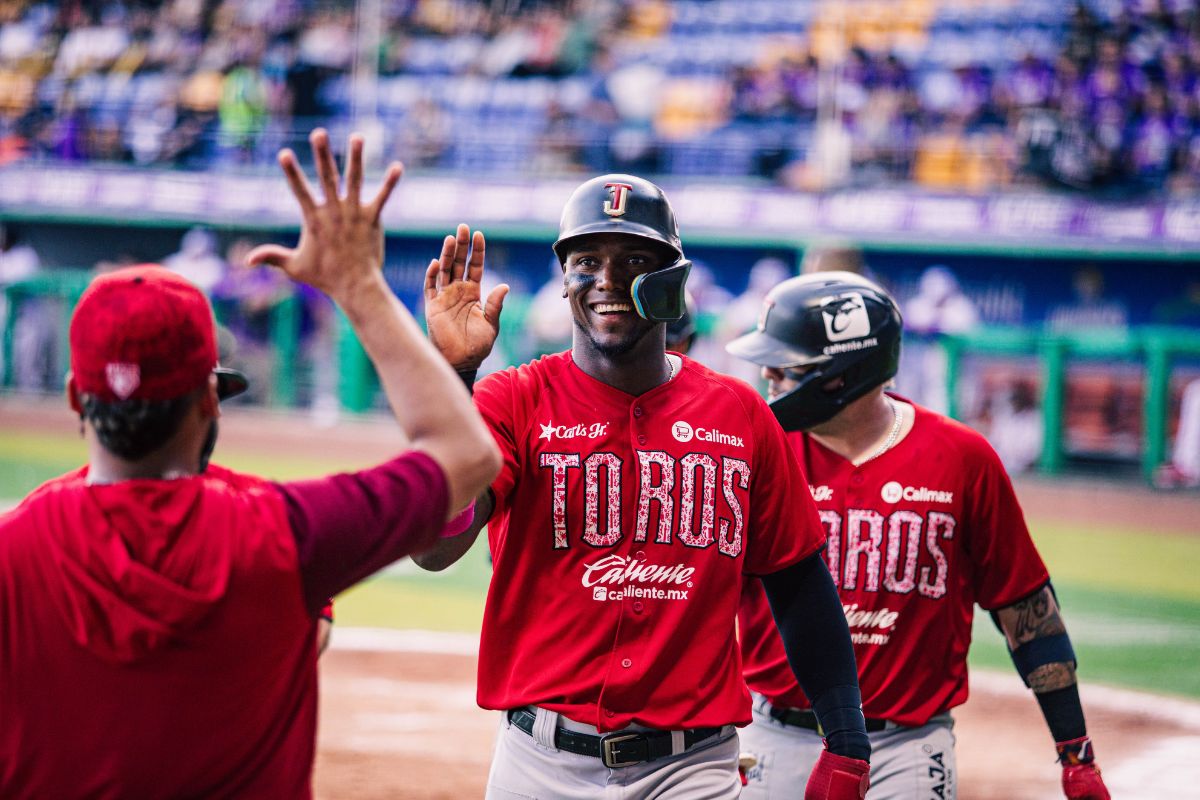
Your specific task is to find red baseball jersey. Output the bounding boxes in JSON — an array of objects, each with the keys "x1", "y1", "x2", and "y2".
[
  {"x1": 739, "y1": 398, "x2": 1049, "y2": 727},
  {"x1": 473, "y1": 351, "x2": 825, "y2": 732}
]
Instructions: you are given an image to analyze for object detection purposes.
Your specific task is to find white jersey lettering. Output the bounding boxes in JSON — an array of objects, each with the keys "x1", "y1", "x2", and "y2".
[
  {"x1": 883, "y1": 510, "x2": 923, "y2": 595},
  {"x1": 635, "y1": 450, "x2": 676, "y2": 544},
  {"x1": 819, "y1": 510, "x2": 842, "y2": 578},
  {"x1": 843, "y1": 509, "x2": 884, "y2": 591},
  {"x1": 582, "y1": 452, "x2": 623, "y2": 548},
  {"x1": 718, "y1": 457, "x2": 749, "y2": 557},
  {"x1": 539, "y1": 453, "x2": 580, "y2": 549},
  {"x1": 678, "y1": 453, "x2": 718, "y2": 549},
  {"x1": 919, "y1": 511, "x2": 956, "y2": 598}
]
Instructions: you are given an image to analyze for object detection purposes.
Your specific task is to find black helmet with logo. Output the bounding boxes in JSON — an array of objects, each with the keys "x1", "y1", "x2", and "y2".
[
  {"x1": 552, "y1": 174, "x2": 691, "y2": 323},
  {"x1": 726, "y1": 271, "x2": 903, "y2": 431}
]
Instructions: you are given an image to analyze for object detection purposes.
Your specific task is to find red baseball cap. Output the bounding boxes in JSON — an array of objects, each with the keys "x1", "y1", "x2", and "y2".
[{"x1": 69, "y1": 264, "x2": 248, "y2": 403}]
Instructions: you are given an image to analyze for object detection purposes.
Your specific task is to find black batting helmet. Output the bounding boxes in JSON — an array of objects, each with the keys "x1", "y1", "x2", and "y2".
[
  {"x1": 726, "y1": 271, "x2": 902, "y2": 431},
  {"x1": 553, "y1": 174, "x2": 691, "y2": 323}
]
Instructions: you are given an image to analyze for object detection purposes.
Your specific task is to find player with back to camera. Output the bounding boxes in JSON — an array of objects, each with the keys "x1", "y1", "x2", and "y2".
[
  {"x1": 0, "y1": 130, "x2": 500, "y2": 799},
  {"x1": 413, "y1": 175, "x2": 872, "y2": 799},
  {"x1": 727, "y1": 271, "x2": 1111, "y2": 800}
]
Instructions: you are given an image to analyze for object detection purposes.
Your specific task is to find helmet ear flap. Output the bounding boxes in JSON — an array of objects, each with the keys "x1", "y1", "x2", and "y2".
[{"x1": 631, "y1": 260, "x2": 691, "y2": 322}]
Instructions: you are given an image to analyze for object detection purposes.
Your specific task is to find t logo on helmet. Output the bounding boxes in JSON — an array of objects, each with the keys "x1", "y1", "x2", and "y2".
[
  {"x1": 603, "y1": 182, "x2": 634, "y2": 217},
  {"x1": 820, "y1": 292, "x2": 871, "y2": 342}
]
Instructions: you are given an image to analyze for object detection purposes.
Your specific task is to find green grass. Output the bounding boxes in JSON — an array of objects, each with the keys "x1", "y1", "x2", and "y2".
[
  {"x1": 0, "y1": 429, "x2": 363, "y2": 496},
  {"x1": 1031, "y1": 522, "x2": 1200, "y2": 602},
  {"x1": 969, "y1": 584, "x2": 1200, "y2": 698},
  {"x1": 5, "y1": 426, "x2": 1199, "y2": 697},
  {"x1": 331, "y1": 548, "x2": 493, "y2": 632}
]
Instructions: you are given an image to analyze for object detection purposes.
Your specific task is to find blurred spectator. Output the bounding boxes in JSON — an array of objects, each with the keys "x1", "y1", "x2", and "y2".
[
  {"x1": 526, "y1": 258, "x2": 574, "y2": 359},
  {"x1": 988, "y1": 377, "x2": 1043, "y2": 475},
  {"x1": 531, "y1": 99, "x2": 585, "y2": 173},
  {"x1": 164, "y1": 227, "x2": 227, "y2": 296},
  {"x1": 218, "y1": 62, "x2": 269, "y2": 163},
  {"x1": 1045, "y1": 265, "x2": 1129, "y2": 332},
  {"x1": 675, "y1": 260, "x2": 731, "y2": 370},
  {"x1": 1152, "y1": 280, "x2": 1200, "y2": 489},
  {"x1": 1155, "y1": 378, "x2": 1200, "y2": 490},
  {"x1": 0, "y1": 222, "x2": 37, "y2": 284},
  {"x1": 900, "y1": 265, "x2": 981, "y2": 416},
  {"x1": 0, "y1": 224, "x2": 55, "y2": 389},
  {"x1": 713, "y1": 256, "x2": 791, "y2": 385},
  {"x1": 905, "y1": 265, "x2": 981, "y2": 336},
  {"x1": 211, "y1": 237, "x2": 291, "y2": 404},
  {"x1": 396, "y1": 97, "x2": 449, "y2": 168},
  {"x1": 800, "y1": 241, "x2": 867, "y2": 276}
]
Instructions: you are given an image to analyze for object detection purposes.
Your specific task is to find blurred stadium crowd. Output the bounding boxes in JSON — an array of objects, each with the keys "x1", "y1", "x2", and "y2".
[{"x1": 1, "y1": 0, "x2": 1199, "y2": 194}]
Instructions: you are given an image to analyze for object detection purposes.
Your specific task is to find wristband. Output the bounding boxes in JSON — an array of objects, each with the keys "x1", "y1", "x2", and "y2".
[
  {"x1": 440, "y1": 502, "x2": 477, "y2": 539},
  {"x1": 456, "y1": 368, "x2": 478, "y2": 394},
  {"x1": 1010, "y1": 632, "x2": 1076, "y2": 687},
  {"x1": 1036, "y1": 684, "x2": 1087, "y2": 743}
]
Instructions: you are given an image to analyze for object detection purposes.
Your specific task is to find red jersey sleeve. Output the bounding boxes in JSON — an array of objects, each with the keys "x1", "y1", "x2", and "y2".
[
  {"x1": 275, "y1": 451, "x2": 450, "y2": 616},
  {"x1": 740, "y1": 388, "x2": 827, "y2": 576},
  {"x1": 963, "y1": 437, "x2": 1049, "y2": 610},
  {"x1": 472, "y1": 368, "x2": 521, "y2": 515}
]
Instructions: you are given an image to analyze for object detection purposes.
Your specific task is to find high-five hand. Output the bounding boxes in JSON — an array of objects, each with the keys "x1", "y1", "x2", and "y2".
[
  {"x1": 423, "y1": 224, "x2": 509, "y2": 370},
  {"x1": 247, "y1": 128, "x2": 402, "y2": 302}
]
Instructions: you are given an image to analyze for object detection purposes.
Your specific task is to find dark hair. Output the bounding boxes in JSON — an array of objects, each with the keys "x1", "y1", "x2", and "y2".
[{"x1": 80, "y1": 393, "x2": 195, "y2": 460}]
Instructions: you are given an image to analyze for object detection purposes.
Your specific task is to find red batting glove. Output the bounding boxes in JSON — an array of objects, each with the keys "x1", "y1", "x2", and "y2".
[
  {"x1": 804, "y1": 750, "x2": 870, "y2": 800},
  {"x1": 1057, "y1": 737, "x2": 1111, "y2": 800}
]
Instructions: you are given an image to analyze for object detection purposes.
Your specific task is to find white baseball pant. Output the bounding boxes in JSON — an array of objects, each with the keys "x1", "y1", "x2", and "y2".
[
  {"x1": 485, "y1": 706, "x2": 742, "y2": 800},
  {"x1": 739, "y1": 694, "x2": 956, "y2": 800}
]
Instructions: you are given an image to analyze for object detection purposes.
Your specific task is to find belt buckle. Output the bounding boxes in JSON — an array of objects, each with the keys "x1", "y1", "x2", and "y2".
[{"x1": 601, "y1": 732, "x2": 643, "y2": 768}]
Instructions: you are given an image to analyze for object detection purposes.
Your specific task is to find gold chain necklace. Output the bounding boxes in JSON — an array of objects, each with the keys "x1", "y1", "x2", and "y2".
[{"x1": 861, "y1": 398, "x2": 902, "y2": 464}]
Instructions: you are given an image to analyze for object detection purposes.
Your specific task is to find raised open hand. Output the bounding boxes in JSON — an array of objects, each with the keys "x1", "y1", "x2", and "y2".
[
  {"x1": 247, "y1": 129, "x2": 402, "y2": 301},
  {"x1": 423, "y1": 223, "x2": 509, "y2": 370}
]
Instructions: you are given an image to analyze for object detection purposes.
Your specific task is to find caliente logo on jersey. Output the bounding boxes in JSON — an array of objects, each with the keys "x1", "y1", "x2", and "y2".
[
  {"x1": 582, "y1": 554, "x2": 695, "y2": 602},
  {"x1": 539, "y1": 421, "x2": 610, "y2": 441},
  {"x1": 881, "y1": 481, "x2": 954, "y2": 504},
  {"x1": 671, "y1": 420, "x2": 744, "y2": 447}
]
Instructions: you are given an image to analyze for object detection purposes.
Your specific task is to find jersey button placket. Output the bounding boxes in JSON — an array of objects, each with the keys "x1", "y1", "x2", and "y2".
[{"x1": 621, "y1": 658, "x2": 632, "y2": 668}]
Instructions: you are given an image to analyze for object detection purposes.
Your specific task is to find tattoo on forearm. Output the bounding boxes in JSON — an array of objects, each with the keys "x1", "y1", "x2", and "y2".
[
  {"x1": 999, "y1": 587, "x2": 1067, "y2": 648},
  {"x1": 1027, "y1": 662, "x2": 1077, "y2": 693}
]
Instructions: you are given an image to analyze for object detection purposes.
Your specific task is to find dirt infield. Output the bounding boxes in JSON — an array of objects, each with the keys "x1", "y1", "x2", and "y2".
[{"x1": 316, "y1": 631, "x2": 1200, "y2": 800}]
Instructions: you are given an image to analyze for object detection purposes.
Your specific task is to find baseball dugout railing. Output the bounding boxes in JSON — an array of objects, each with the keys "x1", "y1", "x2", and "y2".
[{"x1": 941, "y1": 326, "x2": 1200, "y2": 482}]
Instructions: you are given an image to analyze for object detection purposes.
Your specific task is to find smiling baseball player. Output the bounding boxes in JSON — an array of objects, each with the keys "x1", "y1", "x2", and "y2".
[
  {"x1": 412, "y1": 176, "x2": 871, "y2": 799},
  {"x1": 728, "y1": 271, "x2": 1111, "y2": 800}
]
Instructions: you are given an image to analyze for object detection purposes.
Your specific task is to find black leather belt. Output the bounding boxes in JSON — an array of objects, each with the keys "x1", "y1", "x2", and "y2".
[
  {"x1": 766, "y1": 705, "x2": 889, "y2": 734},
  {"x1": 506, "y1": 708, "x2": 725, "y2": 768}
]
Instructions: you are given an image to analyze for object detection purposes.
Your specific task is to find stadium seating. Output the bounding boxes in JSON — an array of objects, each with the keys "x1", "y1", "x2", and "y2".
[{"x1": 0, "y1": 0, "x2": 1196, "y2": 194}]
